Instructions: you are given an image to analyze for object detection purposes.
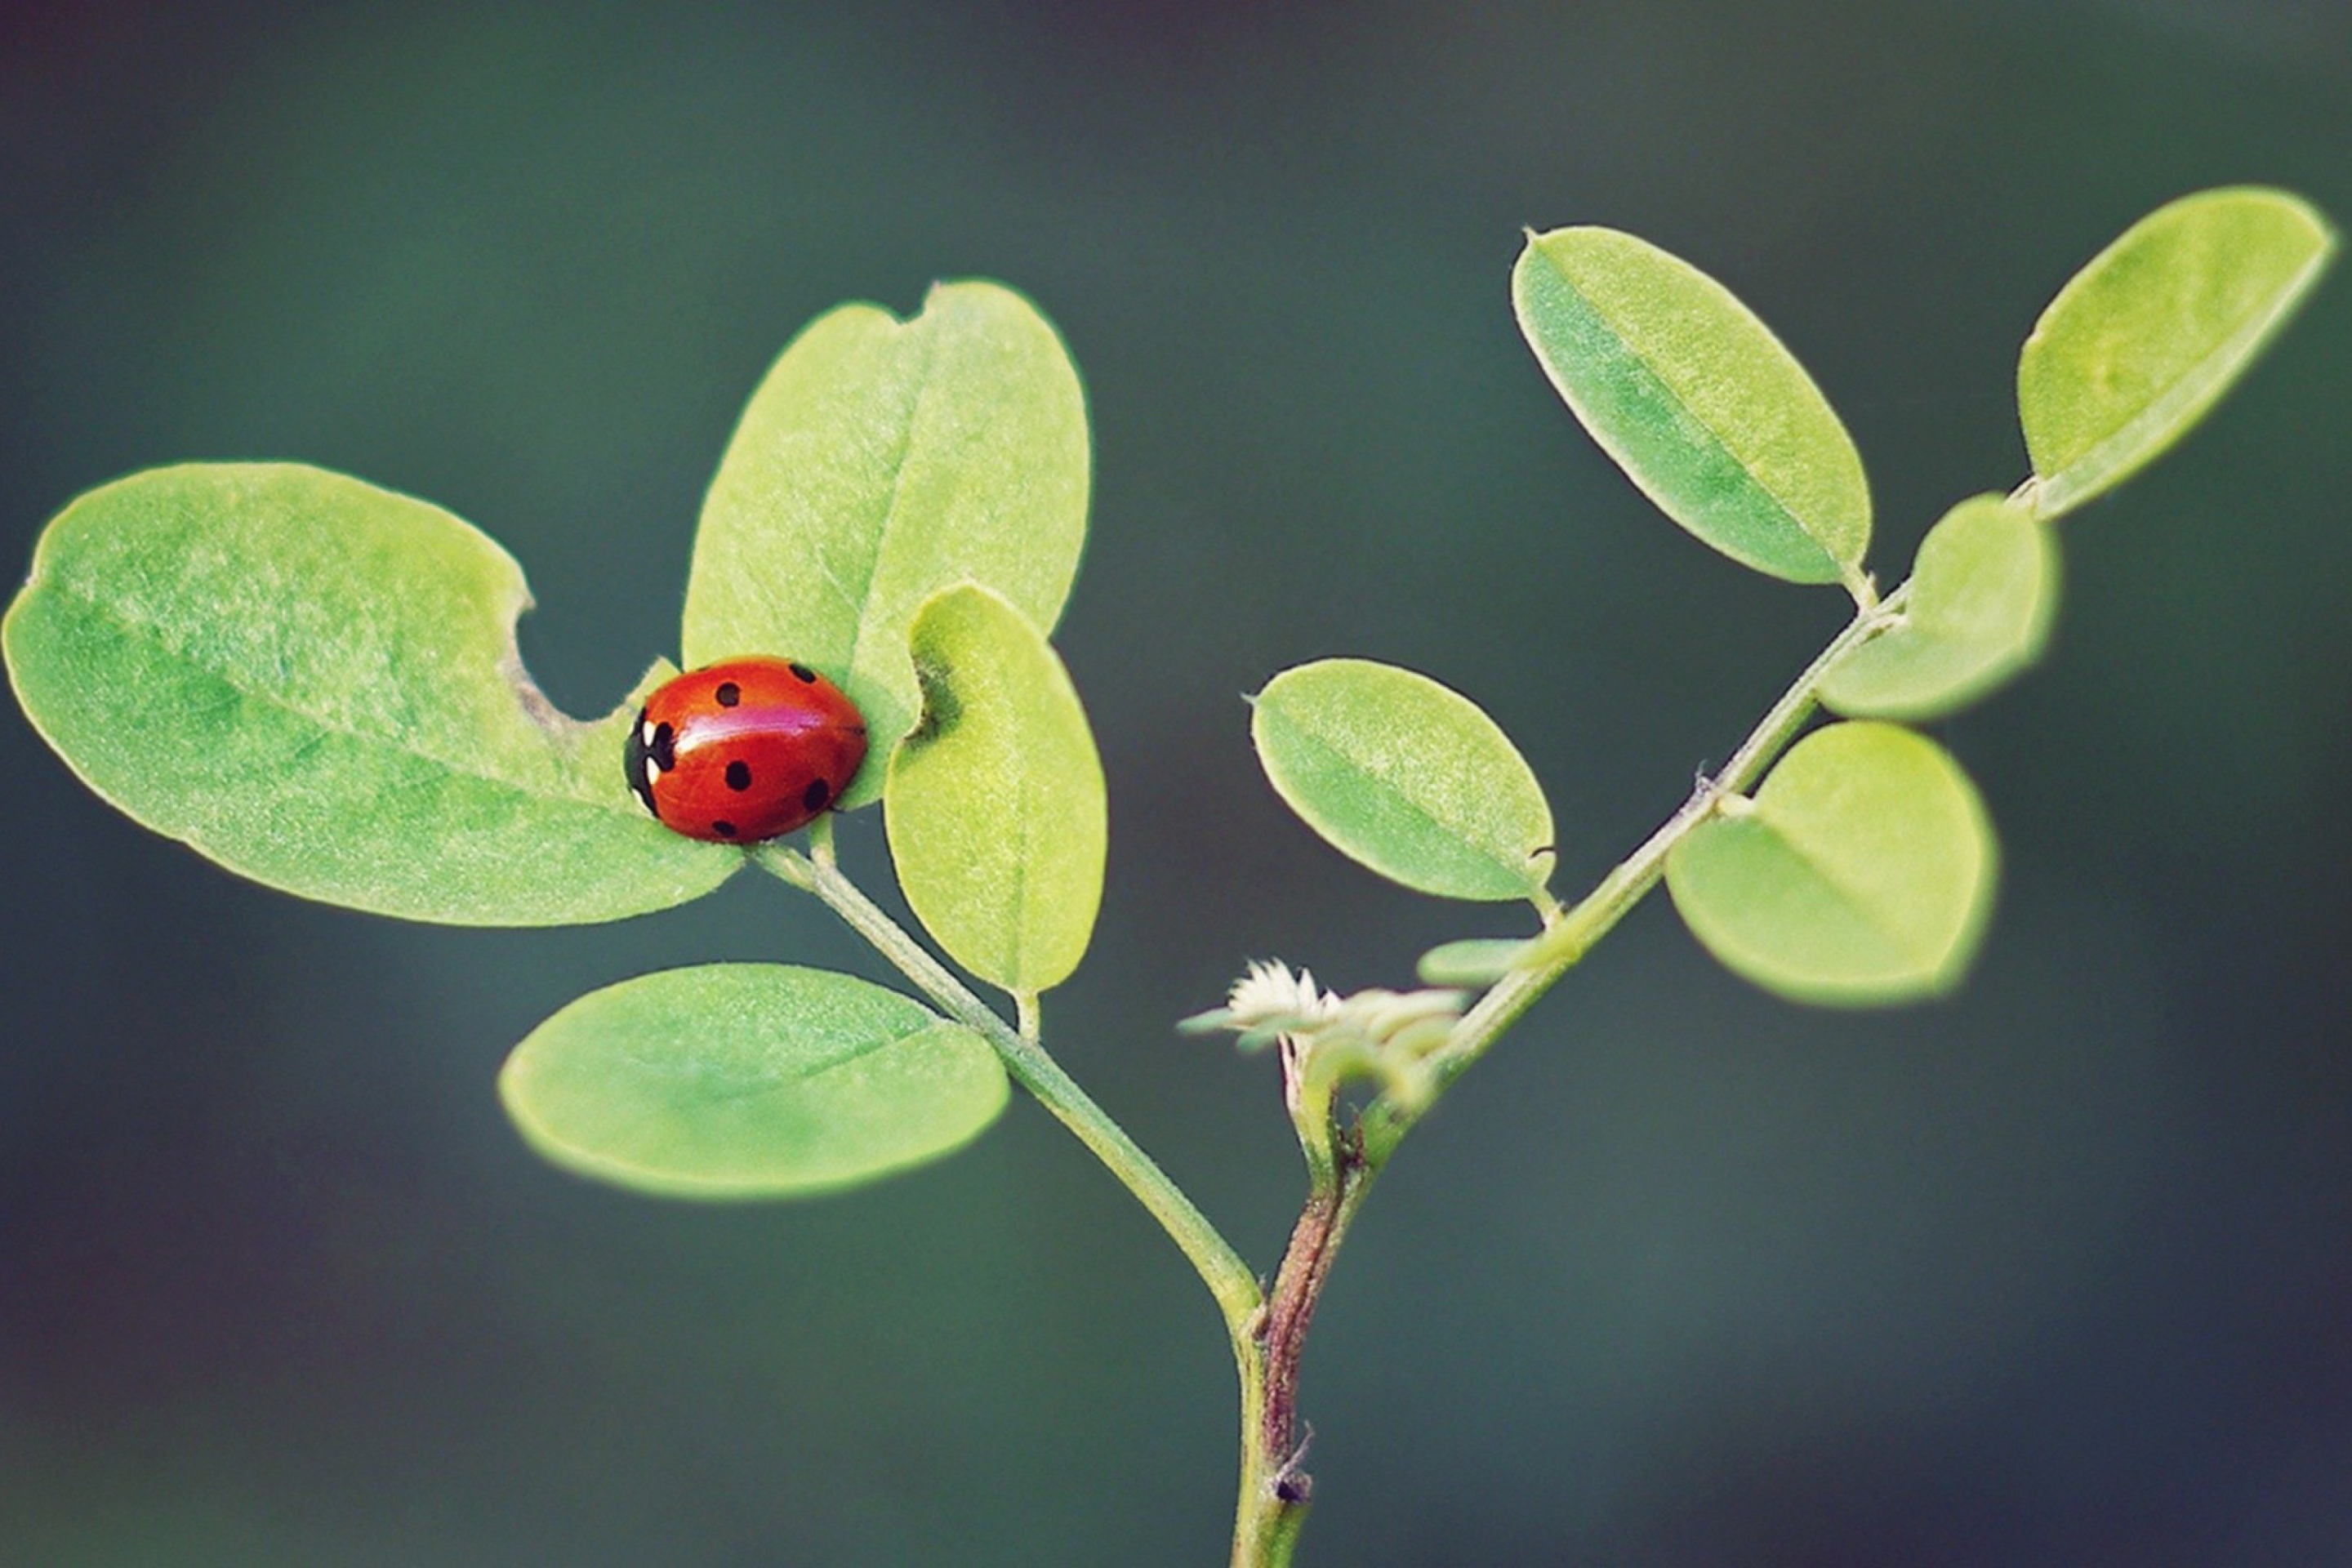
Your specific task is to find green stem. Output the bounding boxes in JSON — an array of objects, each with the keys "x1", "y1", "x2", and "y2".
[
  {"x1": 1368, "y1": 586, "x2": 1907, "y2": 1155},
  {"x1": 1240, "y1": 588, "x2": 1906, "y2": 1557},
  {"x1": 769, "y1": 585, "x2": 1900, "y2": 1568},
  {"x1": 1264, "y1": 593, "x2": 1904, "y2": 1559},
  {"x1": 764, "y1": 830, "x2": 1281, "y2": 1560},
  {"x1": 754, "y1": 839, "x2": 1263, "y2": 1336}
]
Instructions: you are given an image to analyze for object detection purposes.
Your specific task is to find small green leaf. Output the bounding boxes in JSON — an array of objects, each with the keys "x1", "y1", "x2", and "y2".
[
  {"x1": 1820, "y1": 495, "x2": 2060, "y2": 721},
  {"x1": 1415, "y1": 938, "x2": 1530, "y2": 988},
  {"x1": 1667, "y1": 722, "x2": 1997, "y2": 1006},
  {"x1": 1513, "y1": 225, "x2": 1872, "y2": 588},
  {"x1": 3, "y1": 465, "x2": 736, "y2": 924},
  {"x1": 683, "y1": 282, "x2": 1090, "y2": 808},
  {"x1": 1251, "y1": 658, "x2": 1555, "y2": 902},
  {"x1": 2020, "y1": 187, "x2": 2336, "y2": 519},
  {"x1": 501, "y1": 964, "x2": 1008, "y2": 1199},
  {"x1": 884, "y1": 584, "x2": 1107, "y2": 995}
]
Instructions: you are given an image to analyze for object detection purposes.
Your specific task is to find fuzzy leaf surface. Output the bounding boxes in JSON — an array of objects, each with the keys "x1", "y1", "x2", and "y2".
[
  {"x1": 2020, "y1": 187, "x2": 2336, "y2": 519},
  {"x1": 4, "y1": 465, "x2": 734, "y2": 924},
  {"x1": 1514, "y1": 225, "x2": 1871, "y2": 586},
  {"x1": 501, "y1": 964, "x2": 1007, "y2": 1199},
  {"x1": 1821, "y1": 495, "x2": 2060, "y2": 721},
  {"x1": 1667, "y1": 722, "x2": 1997, "y2": 1005},
  {"x1": 884, "y1": 584, "x2": 1106, "y2": 995},
  {"x1": 1252, "y1": 658, "x2": 1554, "y2": 902},
  {"x1": 683, "y1": 282, "x2": 1089, "y2": 807}
]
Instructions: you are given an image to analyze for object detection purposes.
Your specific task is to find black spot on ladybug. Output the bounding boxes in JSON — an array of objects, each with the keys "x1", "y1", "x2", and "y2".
[
  {"x1": 714, "y1": 681, "x2": 740, "y2": 707},
  {"x1": 803, "y1": 777, "x2": 831, "y2": 812},
  {"x1": 648, "y1": 722, "x2": 677, "y2": 772},
  {"x1": 711, "y1": 820, "x2": 738, "y2": 839},
  {"x1": 789, "y1": 662, "x2": 817, "y2": 683},
  {"x1": 725, "y1": 760, "x2": 753, "y2": 791}
]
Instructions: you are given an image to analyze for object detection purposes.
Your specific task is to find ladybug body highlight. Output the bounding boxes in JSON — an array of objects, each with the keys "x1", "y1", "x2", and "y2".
[{"x1": 624, "y1": 657, "x2": 867, "y2": 843}]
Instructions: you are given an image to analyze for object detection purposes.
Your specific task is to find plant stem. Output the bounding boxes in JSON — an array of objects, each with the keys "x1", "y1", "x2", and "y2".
[
  {"x1": 1416, "y1": 584, "x2": 1909, "y2": 1115},
  {"x1": 1227, "y1": 1135, "x2": 1374, "y2": 1567},
  {"x1": 774, "y1": 586, "x2": 1903, "y2": 1568},
  {"x1": 765, "y1": 835, "x2": 1280, "y2": 1561},
  {"x1": 757, "y1": 838, "x2": 1263, "y2": 1336}
]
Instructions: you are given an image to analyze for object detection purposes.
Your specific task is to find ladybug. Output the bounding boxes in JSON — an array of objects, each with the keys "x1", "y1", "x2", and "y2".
[{"x1": 624, "y1": 657, "x2": 867, "y2": 843}]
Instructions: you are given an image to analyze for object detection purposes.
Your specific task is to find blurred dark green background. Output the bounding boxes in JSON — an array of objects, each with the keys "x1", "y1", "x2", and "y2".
[{"x1": 5, "y1": 3, "x2": 2348, "y2": 1563}]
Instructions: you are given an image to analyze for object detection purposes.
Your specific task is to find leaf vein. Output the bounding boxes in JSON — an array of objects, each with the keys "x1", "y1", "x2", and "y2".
[
  {"x1": 842, "y1": 318, "x2": 945, "y2": 688},
  {"x1": 1539, "y1": 255, "x2": 1839, "y2": 572}
]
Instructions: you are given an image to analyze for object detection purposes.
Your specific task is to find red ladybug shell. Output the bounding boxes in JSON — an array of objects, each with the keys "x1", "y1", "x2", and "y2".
[{"x1": 625, "y1": 657, "x2": 867, "y2": 843}]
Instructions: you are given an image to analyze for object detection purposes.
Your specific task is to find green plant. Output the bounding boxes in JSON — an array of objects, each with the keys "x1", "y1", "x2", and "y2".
[{"x1": 3, "y1": 186, "x2": 2332, "y2": 1566}]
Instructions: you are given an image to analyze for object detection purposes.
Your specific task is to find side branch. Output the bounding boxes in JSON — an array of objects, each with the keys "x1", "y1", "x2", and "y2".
[{"x1": 755, "y1": 838, "x2": 1263, "y2": 1334}]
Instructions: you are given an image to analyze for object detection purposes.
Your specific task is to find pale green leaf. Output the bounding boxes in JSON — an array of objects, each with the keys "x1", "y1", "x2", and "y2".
[
  {"x1": 1820, "y1": 495, "x2": 2060, "y2": 721},
  {"x1": 1667, "y1": 722, "x2": 1997, "y2": 1005},
  {"x1": 2020, "y1": 187, "x2": 2336, "y2": 519},
  {"x1": 1251, "y1": 658, "x2": 1555, "y2": 902},
  {"x1": 501, "y1": 964, "x2": 1007, "y2": 1199},
  {"x1": 3, "y1": 465, "x2": 736, "y2": 924},
  {"x1": 884, "y1": 584, "x2": 1106, "y2": 995},
  {"x1": 1416, "y1": 938, "x2": 1531, "y2": 988},
  {"x1": 1513, "y1": 225, "x2": 1871, "y2": 587},
  {"x1": 683, "y1": 282, "x2": 1090, "y2": 808}
]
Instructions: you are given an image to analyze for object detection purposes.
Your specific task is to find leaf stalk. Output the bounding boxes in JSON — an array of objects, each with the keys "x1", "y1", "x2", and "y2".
[{"x1": 759, "y1": 835, "x2": 1263, "y2": 1335}]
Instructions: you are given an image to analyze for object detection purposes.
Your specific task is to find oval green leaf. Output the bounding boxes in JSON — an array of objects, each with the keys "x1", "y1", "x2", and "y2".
[
  {"x1": 1251, "y1": 658, "x2": 1555, "y2": 902},
  {"x1": 1416, "y1": 938, "x2": 1532, "y2": 988},
  {"x1": 2020, "y1": 187, "x2": 2336, "y2": 519},
  {"x1": 501, "y1": 964, "x2": 1008, "y2": 1199},
  {"x1": 683, "y1": 282, "x2": 1090, "y2": 808},
  {"x1": 3, "y1": 465, "x2": 737, "y2": 924},
  {"x1": 884, "y1": 584, "x2": 1107, "y2": 995},
  {"x1": 1666, "y1": 722, "x2": 1997, "y2": 1006},
  {"x1": 1513, "y1": 225, "x2": 1872, "y2": 588},
  {"x1": 1820, "y1": 495, "x2": 2060, "y2": 721}
]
